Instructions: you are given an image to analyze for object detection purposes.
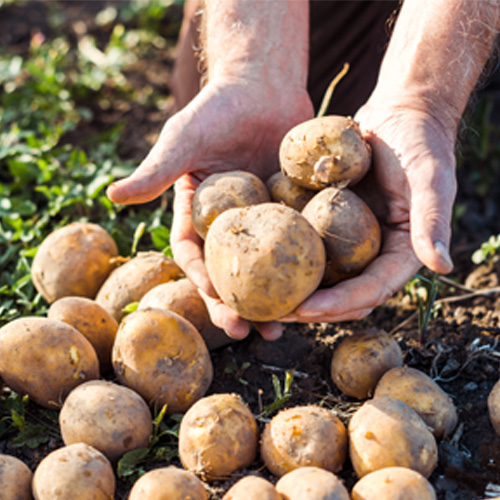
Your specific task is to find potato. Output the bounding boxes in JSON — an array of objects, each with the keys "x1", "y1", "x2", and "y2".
[
  {"x1": 59, "y1": 380, "x2": 153, "y2": 463},
  {"x1": 266, "y1": 171, "x2": 316, "y2": 212},
  {"x1": 351, "y1": 466, "x2": 437, "y2": 500},
  {"x1": 112, "y1": 308, "x2": 213, "y2": 414},
  {"x1": 95, "y1": 251, "x2": 184, "y2": 322},
  {"x1": 31, "y1": 222, "x2": 118, "y2": 303},
  {"x1": 48, "y1": 296, "x2": 118, "y2": 374},
  {"x1": 374, "y1": 366, "x2": 458, "y2": 439},
  {"x1": 178, "y1": 393, "x2": 259, "y2": 481},
  {"x1": 275, "y1": 466, "x2": 350, "y2": 500},
  {"x1": 191, "y1": 170, "x2": 271, "y2": 239},
  {"x1": 348, "y1": 395, "x2": 438, "y2": 478},
  {"x1": 330, "y1": 329, "x2": 403, "y2": 399},
  {"x1": 279, "y1": 115, "x2": 371, "y2": 190},
  {"x1": 488, "y1": 378, "x2": 500, "y2": 436},
  {"x1": 302, "y1": 187, "x2": 381, "y2": 286},
  {"x1": 222, "y1": 476, "x2": 281, "y2": 500},
  {"x1": 128, "y1": 466, "x2": 207, "y2": 500},
  {"x1": 0, "y1": 317, "x2": 99, "y2": 408},
  {"x1": 138, "y1": 278, "x2": 232, "y2": 350},
  {"x1": 260, "y1": 405, "x2": 347, "y2": 477},
  {"x1": 32, "y1": 443, "x2": 115, "y2": 500},
  {"x1": 204, "y1": 203, "x2": 326, "y2": 321},
  {"x1": 0, "y1": 454, "x2": 33, "y2": 500}
]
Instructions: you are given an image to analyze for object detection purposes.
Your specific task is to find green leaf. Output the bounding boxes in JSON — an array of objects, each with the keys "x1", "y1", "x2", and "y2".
[{"x1": 117, "y1": 447, "x2": 149, "y2": 478}]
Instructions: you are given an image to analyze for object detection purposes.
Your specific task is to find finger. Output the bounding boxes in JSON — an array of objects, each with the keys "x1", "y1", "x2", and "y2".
[{"x1": 252, "y1": 321, "x2": 283, "y2": 341}]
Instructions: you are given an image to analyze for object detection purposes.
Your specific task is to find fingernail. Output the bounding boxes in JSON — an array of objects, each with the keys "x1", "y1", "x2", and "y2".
[{"x1": 434, "y1": 240, "x2": 453, "y2": 271}]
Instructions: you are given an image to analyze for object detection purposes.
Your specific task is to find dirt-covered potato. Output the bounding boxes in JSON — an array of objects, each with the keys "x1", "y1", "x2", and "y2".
[
  {"x1": 59, "y1": 380, "x2": 153, "y2": 463},
  {"x1": 222, "y1": 476, "x2": 281, "y2": 500},
  {"x1": 260, "y1": 405, "x2": 347, "y2": 477},
  {"x1": 330, "y1": 329, "x2": 403, "y2": 399},
  {"x1": 0, "y1": 317, "x2": 99, "y2": 408},
  {"x1": 348, "y1": 395, "x2": 438, "y2": 478},
  {"x1": 351, "y1": 466, "x2": 437, "y2": 500},
  {"x1": 128, "y1": 466, "x2": 207, "y2": 500},
  {"x1": 178, "y1": 393, "x2": 259, "y2": 481},
  {"x1": 275, "y1": 466, "x2": 350, "y2": 500},
  {"x1": 112, "y1": 308, "x2": 213, "y2": 414},
  {"x1": 31, "y1": 222, "x2": 118, "y2": 303},
  {"x1": 95, "y1": 251, "x2": 184, "y2": 322},
  {"x1": 0, "y1": 454, "x2": 33, "y2": 500},
  {"x1": 32, "y1": 443, "x2": 115, "y2": 500},
  {"x1": 374, "y1": 366, "x2": 458, "y2": 439},
  {"x1": 302, "y1": 187, "x2": 381, "y2": 286},
  {"x1": 279, "y1": 115, "x2": 371, "y2": 190},
  {"x1": 48, "y1": 296, "x2": 118, "y2": 374},
  {"x1": 266, "y1": 170, "x2": 316, "y2": 212},
  {"x1": 488, "y1": 378, "x2": 500, "y2": 436},
  {"x1": 191, "y1": 170, "x2": 271, "y2": 239},
  {"x1": 205, "y1": 203, "x2": 326, "y2": 321}
]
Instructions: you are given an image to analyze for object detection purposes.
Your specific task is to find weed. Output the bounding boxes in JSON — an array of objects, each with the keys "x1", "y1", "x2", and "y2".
[{"x1": 471, "y1": 234, "x2": 500, "y2": 265}]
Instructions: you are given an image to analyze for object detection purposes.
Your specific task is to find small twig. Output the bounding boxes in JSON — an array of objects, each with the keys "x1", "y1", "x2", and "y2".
[{"x1": 317, "y1": 62, "x2": 350, "y2": 118}]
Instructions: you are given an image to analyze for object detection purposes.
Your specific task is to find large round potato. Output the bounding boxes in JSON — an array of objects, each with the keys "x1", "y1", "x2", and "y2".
[
  {"x1": 266, "y1": 170, "x2": 316, "y2": 212},
  {"x1": 0, "y1": 454, "x2": 33, "y2": 500},
  {"x1": 112, "y1": 308, "x2": 213, "y2": 414},
  {"x1": 488, "y1": 378, "x2": 500, "y2": 436},
  {"x1": 0, "y1": 317, "x2": 99, "y2": 408},
  {"x1": 222, "y1": 476, "x2": 281, "y2": 500},
  {"x1": 31, "y1": 222, "x2": 118, "y2": 303},
  {"x1": 204, "y1": 203, "x2": 326, "y2": 321}
]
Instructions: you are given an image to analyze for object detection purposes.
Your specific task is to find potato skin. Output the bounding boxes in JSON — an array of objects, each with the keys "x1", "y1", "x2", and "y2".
[
  {"x1": 0, "y1": 454, "x2": 33, "y2": 500},
  {"x1": 279, "y1": 115, "x2": 371, "y2": 190},
  {"x1": 0, "y1": 317, "x2": 99, "y2": 408},
  {"x1": 374, "y1": 366, "x2": 458, "y2": 439},
  {"x1": 112, "y1": 308, "x2": 213, "y2": 414},
  {"x1": 260, "y1": 405, "x2": 347, "y2": 477},
  {"x1": 302, "y1": 187, "x2": 381, "y2": 286},
  {"x1": 178, "y1": 393, "x2": 259, "y2": 481},
  {"x1": 266, "y1": 171, "x2": 316, "y2": 212},
  {"x1": 31, "y1": 222, "x2": 118, "y2": 303},
  {"x1": 222, "y1": 476, "x2": 281, "y2": 500},
  {"x1": 488, "y1": 378, "x2": 500, "y2": 436},
  {"x1": 204, "y1": 203, "x2": 326, "y2": 321}
]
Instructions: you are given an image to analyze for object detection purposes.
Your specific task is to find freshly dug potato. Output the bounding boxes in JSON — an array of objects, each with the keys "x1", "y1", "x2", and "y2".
[
  {"x1": 222, "y1": 476, "x2": 281, "y2": 500},
  {"x1": 351, "y1": 466, "x2": 437, "y2": 500},
  {"x1": 48, "y1": 296, "x2": 118, "y2": 374},
  {"x1": 59, "y1": 380, "x2": 153, "y2": 463},
  {"x1": 31, "y1": 222, "x2": 118, "y2": 303},
  {"x1": 128, "y1": 466, "x2": 207, "y2": 500},
  {"x1": 260, "y1": 405, "x2": 347, "y2": 477},
  {"x1": 205, "y1": 203, "x2": 326, "y2": 321},
  {"x1": 374, "y1": 366, "x2": 458, "y2": 439},
  {"x1": 302, "y1": 187, "x2": 381, "y2": 286},
  {"x1": 279, "y1": 115, "x2": 371, "y2": 190},
  {"x1": 95, "y1": 251, "x2": 184, "y2": 322},
  {"x1": 32, "y1": 443, "x2": 115, "y2": 500},
  {"x1": 488, "y1": 378, "x2": 500, "y2": 436},
  {"x1": 191, "y1": 170, "x2": 271, "y2": 239},
  {"x1": 275, "y1": 466, "x2": 350, "y2": 500},
  {"x1": 0, "y1": 317, "x2": 99, "y2": 408},
  {"x1": 178, "y1": 393, "x2": 259, "y2": 481},
  {"x1": 138, "y1": 278, "x2": 232, "y2": 350},
  {"x1": 0, "y1": 454, "x2": 33, "y2": 500},
  {"x1": 266, "y1": 170, "x2": 316, "y2": 212},
  {"x1": 112, "y1": 308, "x2": 213, "y2": 414},
  {"x1": 330, "y1": 329, "x2": 403, "y2": 399},
  {"x1": 348, "y1": 395, "x2": 438, "y2": 478}
]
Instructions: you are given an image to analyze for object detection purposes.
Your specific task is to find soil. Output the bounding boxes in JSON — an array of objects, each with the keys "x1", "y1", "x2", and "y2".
[{"x1": 2, "y1": 2, "x2": 500, "y2": 499}]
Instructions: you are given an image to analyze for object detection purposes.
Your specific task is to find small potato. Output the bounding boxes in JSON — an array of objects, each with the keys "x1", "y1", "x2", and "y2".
[
  {"x1": 112, "y1": 308, "x2": 213, "y2": 414},
  {"x1": 59, "y1": 380, "x2": 153, "y2": 463},
  {"x1": 32, "y1": 443, "x2": 115, "y2": 500},
  {"x1": 488, "y1": 378, "x2": 500, "y2": 436},
  {"x1": 275, "y1": 466, "x2": 350, "y2": 500},
  {"x1": 0, "y1": 317, "x2": 99, "y2": 409},
  {"x1": 330, "y1": 329, "x2": 403, "y2": 399},
  {"x1": 222, "y1": 476, "x2": 281, "y2": 500},
  {"x1": 95, "y1": 251, "x2": 184, "y2": 322},
  {"x1": 374, "y1": 366, "x2": 458, "y2": 439},
  {"x1": 178, "y1": 393, "x2": 259, "y2": 481},
  {"x1": 48, "y1": 296, "x2": 118, "y2": 374},
  {"x1": 279, "y1": 115, "x2": 371, "y2": 190},
  {"x1": 205, "y1": 203, "x2": 326, "y2": 322},
  {"x1": 266, "y1": 171, "x2": 316, "y2": 212},
  {"x1": 191, "y1": 170, "x2": 270, "y2": 239},
  {"x1": 351, "y1": 466, "x2": 437, "y2": 500},
  {"x1": 0, "y1": 454, "x2": 33, "y2": 500},
  {"x1": 128, "y1": 466, "x2": 207, "y2": 500},
  {"x1": 260, "y1": 405, "x2": 347, "y2": 477},
  {"x1": 31, "y1": 222, "x2": 118, "y2": 303},
  {"x1": 302, "y1": 187, "x2": 381, "y2": 286},
  {"x1": 348, "y1": 396, "x2": 438, "y2": 478}
]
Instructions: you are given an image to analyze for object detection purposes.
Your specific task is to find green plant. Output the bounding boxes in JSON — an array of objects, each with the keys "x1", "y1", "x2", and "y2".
[
  {"x1": 471, "y1": 234, "x2": 500, "y2": 265},
  {"x1": 260, "y1": 370, "x2": 295, "y2": 417}
]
